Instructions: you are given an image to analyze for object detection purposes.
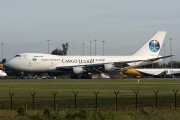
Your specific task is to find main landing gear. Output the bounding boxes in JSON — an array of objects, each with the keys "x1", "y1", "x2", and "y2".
[{"x1": 70, "y1": 73, "x2": 92, "y2": 79}]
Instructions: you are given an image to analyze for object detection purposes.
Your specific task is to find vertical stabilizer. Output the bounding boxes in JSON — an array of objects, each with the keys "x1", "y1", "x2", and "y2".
[{"x1": 132, "y1": 31, "x2": 166, "y2": 56}]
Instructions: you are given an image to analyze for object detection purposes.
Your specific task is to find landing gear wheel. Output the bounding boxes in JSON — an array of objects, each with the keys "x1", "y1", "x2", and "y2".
[{"x1": 71, "y1": 75, "x2": 78, "y2": 79}]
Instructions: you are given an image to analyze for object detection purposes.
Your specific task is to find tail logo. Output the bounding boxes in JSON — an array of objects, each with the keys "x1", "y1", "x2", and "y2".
[{"x1": 149, "y1": 40, "x2": 160, "y2": 52}]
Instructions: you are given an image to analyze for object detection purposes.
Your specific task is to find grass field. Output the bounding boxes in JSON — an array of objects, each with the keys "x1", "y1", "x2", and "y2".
[
  {"x1": 0, "y1": 78, "x2": 180, "y2": 119},
  {"x1": 0, "y1": 78, "x2": 180, "y2": 109}
]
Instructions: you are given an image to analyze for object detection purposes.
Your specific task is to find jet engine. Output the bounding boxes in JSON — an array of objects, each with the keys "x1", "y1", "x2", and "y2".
[
  {"x1": 104, "y1": 64, "x2": 116, "y2": 72},
  {"x1": 72, "y1": 67, "x2": 84, "y2": 74}
]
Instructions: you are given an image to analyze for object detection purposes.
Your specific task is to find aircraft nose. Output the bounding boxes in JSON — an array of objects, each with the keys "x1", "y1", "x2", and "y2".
[
  {"x1": 4, "y1": 60, "x2": 13, "y2": 68},
  {"x1": 4, "y1": 61, "x2": 9, "y2": 67},
  {"x1": 4, "y1": 59, "x2": 19, "y2": 70}
]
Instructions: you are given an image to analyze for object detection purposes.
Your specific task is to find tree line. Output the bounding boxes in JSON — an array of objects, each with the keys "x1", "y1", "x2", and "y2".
[
  {"x1": 51, "y1": 43, "x2": 69, "y2": 55},
  {"x1": 141, "y1": 60, "x2": 180, "y2": 68}
]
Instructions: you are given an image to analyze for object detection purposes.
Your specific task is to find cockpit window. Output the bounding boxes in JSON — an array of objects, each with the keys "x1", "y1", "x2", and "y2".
[{"x1": 15, "y1": 55, "x2": 21, "y2": 57}]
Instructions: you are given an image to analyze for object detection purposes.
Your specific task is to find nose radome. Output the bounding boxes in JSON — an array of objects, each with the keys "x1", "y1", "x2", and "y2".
[
  {"x1": 4, "y1": 59, "x2": 19, "y2": 70},
  {"x1": 4, "y1": 60, "x2": 12, "y2": 68}
]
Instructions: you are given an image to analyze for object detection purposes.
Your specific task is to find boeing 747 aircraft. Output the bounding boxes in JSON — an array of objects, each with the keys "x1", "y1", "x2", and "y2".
[{"x1": 4, "y1": 31, "x2": 171, "y2": 79}]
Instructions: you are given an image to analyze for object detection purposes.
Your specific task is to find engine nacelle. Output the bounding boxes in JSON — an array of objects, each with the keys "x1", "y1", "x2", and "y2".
[
  {"x1": 72, "y1": 67, "x2": 84, "y2": 74},
  {"x1": 104, "y1": 64, "x2": 116, "y2": 72}
]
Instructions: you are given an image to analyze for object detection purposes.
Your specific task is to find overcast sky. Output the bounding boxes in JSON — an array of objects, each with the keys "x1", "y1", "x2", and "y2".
[{"x1": 1, "y1": 0, "x2": 180, "y2": 63}]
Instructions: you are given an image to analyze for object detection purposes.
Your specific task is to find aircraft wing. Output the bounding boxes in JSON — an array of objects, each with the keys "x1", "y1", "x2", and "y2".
[
  {"x1": 113, "y1": 60, "x2": 142, "y2": 67},
  {"x1": 144, "y1": 55, "x2": 174, "y2": 62},
  {"x1": 56, "y1": 55, "x2": 172, "y2": 70},
  {"x1": 56, "y1": 60, "x2": 142, "y2": 70},
  {"x1": 56, "y1": 64, "x2": 103, "y2": 70}
]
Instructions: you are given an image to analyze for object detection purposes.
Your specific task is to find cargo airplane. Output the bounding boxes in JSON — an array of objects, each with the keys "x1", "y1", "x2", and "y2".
[{"x1": 4, "y1": 31, "x2": 171, "y2": 79}]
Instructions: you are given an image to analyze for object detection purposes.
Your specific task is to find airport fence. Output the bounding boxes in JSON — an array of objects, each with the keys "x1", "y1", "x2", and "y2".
[{"x1": 0, "y1": 90, "x2": 179, "y2": 111}]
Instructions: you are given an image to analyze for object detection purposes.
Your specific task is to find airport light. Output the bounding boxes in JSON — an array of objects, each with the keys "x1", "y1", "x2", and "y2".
[
  {"x1": 83, "y1": 43, "x2": 85, "y2": 56},
  {"x1": 94, "y1": 39, "x2": 97, "y2": 56},
  {"x1": 47, "y1": 40, "x2": 50, "y2": 54},
  {"x1": 160, "y1": 48, "x2": 163, "y2": 68},
  {"x1": 89, "y1": 41, "x2": 92, "y2": 56},
  {"x1": 170, "y1": 38, "x2": 172, "y2": 68},
  {"x1": 103, "y1": 41, "x2": 105, "y2": 56},
  {"x1": 164, "y1": 44, "x2": 166, "y2": 68}
]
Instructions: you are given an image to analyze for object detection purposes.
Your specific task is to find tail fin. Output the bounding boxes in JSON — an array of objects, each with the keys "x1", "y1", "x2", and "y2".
[
  {"x1": 1, "y1": 59, "x2": 6, "y2": 64},
  {"x1": 0, "y1": 59, "x2": 6, "y2": 70},
  {"x1": 132, "y1": 31, "x2": 166, "y2": 56}
]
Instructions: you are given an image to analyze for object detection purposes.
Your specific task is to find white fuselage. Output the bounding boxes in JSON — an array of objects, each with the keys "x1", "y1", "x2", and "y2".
[
  {"x1": 135, "y1": 69, "x2": 180, "y2": 76},
  {"x1": 4, "y1": 53, "x2": 161, "y2": 73}
]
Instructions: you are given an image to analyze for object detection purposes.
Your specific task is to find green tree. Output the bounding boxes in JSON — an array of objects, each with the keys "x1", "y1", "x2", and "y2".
[
  {"x1": 62, "y1": 43, "x2": 69, "y2": 55},
  {"x1": 51, "y1": 48, "x2": 59, "y2": 55},
  {"x1": 167, "y1": 60, "x2": 180, "y2": 68},
  {"x1": 51, "y1": 43, "x2": 69, "y2": 55}
]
